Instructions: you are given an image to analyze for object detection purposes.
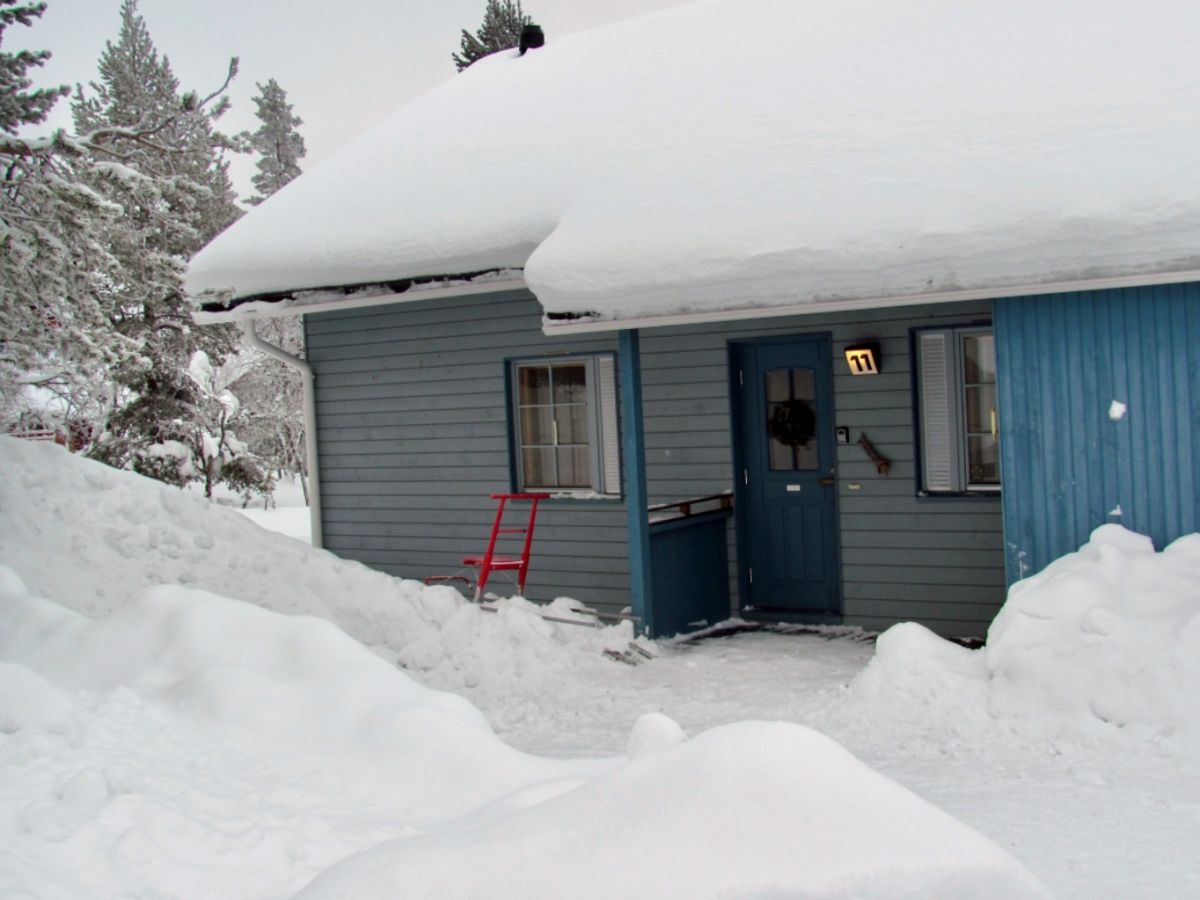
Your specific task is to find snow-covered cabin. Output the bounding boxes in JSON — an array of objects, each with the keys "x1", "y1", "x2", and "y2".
[{"x1": 188, "y1": 0, "x2": 1200, "y2": 639}]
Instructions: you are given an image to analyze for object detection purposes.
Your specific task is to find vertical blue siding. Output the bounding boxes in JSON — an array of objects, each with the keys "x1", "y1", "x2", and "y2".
[
  {"x1": 618, "y1": 329, "x2": 654, "y2": 636},
  {"x1": 995, "y1": 284, "x2": 1200, "y2": 583}
]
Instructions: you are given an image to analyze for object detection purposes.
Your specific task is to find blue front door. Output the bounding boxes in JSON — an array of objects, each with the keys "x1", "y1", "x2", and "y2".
[{"x1": 732, "y1": 336, "x2": 841, "y2": 614}]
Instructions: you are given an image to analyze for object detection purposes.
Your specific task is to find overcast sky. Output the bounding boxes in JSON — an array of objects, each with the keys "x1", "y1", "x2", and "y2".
[{"x1": 12, "y1": 0, "x2": 686, "y2": 198}]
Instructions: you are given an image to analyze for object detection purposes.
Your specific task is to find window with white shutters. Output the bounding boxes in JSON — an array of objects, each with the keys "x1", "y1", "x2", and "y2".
[{"x1": 915, "y1": 326, "x2": 1000, "y2": 494}]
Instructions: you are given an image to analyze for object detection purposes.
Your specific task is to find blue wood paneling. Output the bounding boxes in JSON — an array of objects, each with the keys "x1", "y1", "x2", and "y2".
[
  {"x1": 649, "y1": 509, "x2": 732, "y2": 637},
  {"x1": 995, "y1": 284, "x2": 1200, "y2": 582}
]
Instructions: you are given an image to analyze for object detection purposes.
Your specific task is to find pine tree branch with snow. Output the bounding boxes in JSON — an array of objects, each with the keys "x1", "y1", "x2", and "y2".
[
  {"x1": 243, "y1": 77, "x2": 305, "y2": 206},
  {"x1": 452, "y1": 0, "x2": 533, "y2": 72}
]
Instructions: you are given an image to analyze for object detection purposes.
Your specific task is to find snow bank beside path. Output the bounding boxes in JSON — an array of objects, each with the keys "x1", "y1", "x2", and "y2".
[
  {"x1": 0, "y1": 569, "x2": 566, "y2": 815},
  {"x1": 852, "y1": 525, "x2": 1200, "y2": 757},
  {"x1": 299, "y1": 720, "x2": 1050, "y2": 900},
  {"x1": 0, "y1": 437, "x2": 635, "y2": 733},
  {"x1": 0, "y1": 568, "x2": 595, "y2": 898},
  {"x1": 0, "y1": 479, "x2": 1051, "y2": 898}
]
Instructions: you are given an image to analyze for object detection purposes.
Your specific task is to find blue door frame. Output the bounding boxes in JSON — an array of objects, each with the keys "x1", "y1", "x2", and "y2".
[{"x1": 730, "y1": 335, "x2": 842, "y2": 616}]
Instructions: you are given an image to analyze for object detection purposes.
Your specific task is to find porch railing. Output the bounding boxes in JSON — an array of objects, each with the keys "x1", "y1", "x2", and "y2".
[{"x1": 647, "y1": 491, "x2": 733, "y2": 525}]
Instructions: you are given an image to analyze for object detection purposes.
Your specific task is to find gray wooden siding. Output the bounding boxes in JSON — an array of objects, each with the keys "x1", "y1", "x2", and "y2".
[
  {"x1": 306, "y1": 290, "x2": 631, "y2": 613},
  {"x1": 307, "y1": 290, "x2": 1004, "y2": 636},
  {"x1": 638, "y1": 302, "x2": 1004, "y2": 638}
]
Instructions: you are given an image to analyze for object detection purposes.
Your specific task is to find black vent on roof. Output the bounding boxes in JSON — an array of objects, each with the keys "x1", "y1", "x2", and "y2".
[{"x1": 519, "y1": 24, "x2": 544, "y2": 55}]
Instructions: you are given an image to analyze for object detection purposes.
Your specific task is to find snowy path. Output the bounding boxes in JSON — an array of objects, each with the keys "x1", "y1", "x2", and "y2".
[
  {"x1": 473, "y1": 629, "x2": 1200, "y2": 900},
  {"x1": 4, "y1": 439, "x2": 1198, "y2": 898}
]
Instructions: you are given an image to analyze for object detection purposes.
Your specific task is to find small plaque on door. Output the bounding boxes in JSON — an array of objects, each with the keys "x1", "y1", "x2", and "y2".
[{"x1": 786, "y1": 484, "x2": 802, "y2": 492}]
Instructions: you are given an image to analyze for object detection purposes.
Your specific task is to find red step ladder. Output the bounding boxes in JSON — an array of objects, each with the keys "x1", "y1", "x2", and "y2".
[{"x1": 427, "y1": 493, "x2": 550, "y2": 601}]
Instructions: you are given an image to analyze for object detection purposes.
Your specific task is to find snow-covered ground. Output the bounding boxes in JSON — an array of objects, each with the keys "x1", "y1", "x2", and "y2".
[
  {"x1": 198, "y1": 476, "x2": 313, "y2": 544},
  {"x1": 2, "y1": 437, "x2": 1198, "y2": 898}
]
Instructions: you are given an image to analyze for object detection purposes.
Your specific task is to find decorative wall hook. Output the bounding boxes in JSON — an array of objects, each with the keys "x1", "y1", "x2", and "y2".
[{"x1": 857, "y1": 432, "x2": 891, "y2": 476}]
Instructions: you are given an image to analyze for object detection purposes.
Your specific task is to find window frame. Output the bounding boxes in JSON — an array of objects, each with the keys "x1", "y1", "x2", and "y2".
[
  {"x1": 913, "y1": 324, "x2": 1001, "y2": 497},
  {"x1": 506, "y1": 353, "x2": 622, "y2": 498}
]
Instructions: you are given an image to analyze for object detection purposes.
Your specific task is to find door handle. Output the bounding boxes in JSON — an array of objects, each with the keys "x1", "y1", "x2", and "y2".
[{"x1": 819, "y1": 474, "x2": 835, "y2": 487}]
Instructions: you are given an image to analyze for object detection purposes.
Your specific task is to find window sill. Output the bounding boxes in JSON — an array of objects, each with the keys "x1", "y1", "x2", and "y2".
[
  {"x1": 916, "y1": 489, "x2": 1001, "y2": 499},
  {"x1": 542, "y1": 490, "x2": 623, "y2": 503}
]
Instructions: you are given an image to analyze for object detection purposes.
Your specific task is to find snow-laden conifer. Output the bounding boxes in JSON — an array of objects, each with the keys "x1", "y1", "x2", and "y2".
[
  {"x1": 236, "y1": 81, "x2": 308, "y2": 499},
  {"x1": 452, "y1": 0, "x2": 532, "y2": 72},
  {"x1": 245, "y1": 77, "x2": 305, "y2": 206},
  {"x1": 0, "y1": 1, "x2": 67, "y2": 128},
  {"x1": 68, "y1": 0, "x2": 246, "y2": 481},
  {"x1": 0, "y1": 1, "x2": 131, "y2": 436}
]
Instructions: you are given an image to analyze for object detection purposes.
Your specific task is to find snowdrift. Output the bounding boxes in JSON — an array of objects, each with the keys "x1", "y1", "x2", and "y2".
[
  {"x1": 0, "y1": 574, "x2": 1047, "y2": 899},
  {"x1": 852, "y1": 525, "x2": 1200, "y2": 756},
  {"x1": 0, "y1": 568, "x2": 569, "y2": 820},
  {"x1": 0, "y1": 436, "x2": 639, "y2": 734},
  {"x1": 0, "y1": 452, "x2": 1051, "y2": 899},
  {"x1": 297, "y1": 720, "x2": 1049, "y2": 900}
]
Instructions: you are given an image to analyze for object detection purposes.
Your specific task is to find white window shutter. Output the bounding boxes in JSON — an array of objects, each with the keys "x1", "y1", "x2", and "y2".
[
  {"x1": 918, "y1": 331, "x2": 957, "y2": 492},
  {"x1": 596, "y1": 355, "x2": 621, "y2": 493}
]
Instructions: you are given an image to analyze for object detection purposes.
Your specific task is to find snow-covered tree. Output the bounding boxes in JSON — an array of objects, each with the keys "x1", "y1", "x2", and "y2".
[
  {"x1": 182, "y1": 350, "x2": 269, "y2": 501},
  {"x1": 244, "y1": 77, "x2": 304, "y2": 205},
  {"x1": 452, "y1": 0, "x2": 532, "y2": 72},
  {"x1": 70, "y1": 0, "x2": 245, "y2": 476},
  {"x1": 113, "y1": 349, "x2": 268, "y2": 501},
  {"x1": 229, "y1": 317, "x2": 309, "y2": 503},
  {"x1": 234, "y1": 80, "x2": 308, "y2": 498},
  {"x1": 0, "y1": 1, "x2": 132, "y2": 436},
  {"x1": 233, "y1": 82, "x2": 308, "y2": 499},
  {"x1": 0, "y1": 2, "x2": 67, "y2": 126}
]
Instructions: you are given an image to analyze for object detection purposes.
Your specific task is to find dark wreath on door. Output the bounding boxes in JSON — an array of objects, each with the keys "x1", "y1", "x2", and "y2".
[{"x1": 765, "y1": 368, "x2": 818, "y2": 471}]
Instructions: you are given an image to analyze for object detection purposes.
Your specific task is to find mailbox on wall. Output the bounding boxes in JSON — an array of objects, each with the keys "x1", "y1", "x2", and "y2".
[{"x1": 844, "y1": 342, "x2": 881, "y2": 375}]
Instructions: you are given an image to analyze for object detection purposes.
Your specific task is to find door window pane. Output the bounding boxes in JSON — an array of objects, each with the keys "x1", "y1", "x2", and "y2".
[{"x1": 765, "y1": 367, "x2": 818, "y2": 471}]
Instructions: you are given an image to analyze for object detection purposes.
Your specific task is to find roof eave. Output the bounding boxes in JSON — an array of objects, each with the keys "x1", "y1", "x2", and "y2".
[
  {"x1": 192, "y1": 272, "x2": 529, "y2": 324},
  {"x1": 542, "y1": 268, "x2": 1200, "y2": 335}
]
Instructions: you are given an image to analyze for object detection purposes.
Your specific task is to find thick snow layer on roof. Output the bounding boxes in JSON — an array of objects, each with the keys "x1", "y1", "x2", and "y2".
[{"x1": 187, "y1": 0, "x2": 1200, "y2": 326}]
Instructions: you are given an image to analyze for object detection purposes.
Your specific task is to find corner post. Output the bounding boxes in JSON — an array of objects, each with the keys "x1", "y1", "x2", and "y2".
[{"x1": 618, "y1": 329, "x2": 654, "y2": 637}]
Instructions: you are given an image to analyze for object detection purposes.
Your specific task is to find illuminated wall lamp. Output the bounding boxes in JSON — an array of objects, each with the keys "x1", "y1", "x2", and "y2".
[{"x1": 844, "y1": 342, "x2": 881, "y2": 375}]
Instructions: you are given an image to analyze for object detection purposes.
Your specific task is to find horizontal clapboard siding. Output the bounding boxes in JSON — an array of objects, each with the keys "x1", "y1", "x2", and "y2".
[
  {"x1": 306, "y1": 290, "x2": 630, "y2": 615},
  {"x1": 638, "y1": 300, "x2": 1004, "y2": 638},
  {"x1": 307, "y1": 289, "x2": 1004, "y2": 636}
]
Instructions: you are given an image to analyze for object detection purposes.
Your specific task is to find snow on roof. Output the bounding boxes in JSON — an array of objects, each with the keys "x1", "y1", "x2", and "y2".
[{"x1": 186, "y1": 0, "x2": 1200, "y2": 330}]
